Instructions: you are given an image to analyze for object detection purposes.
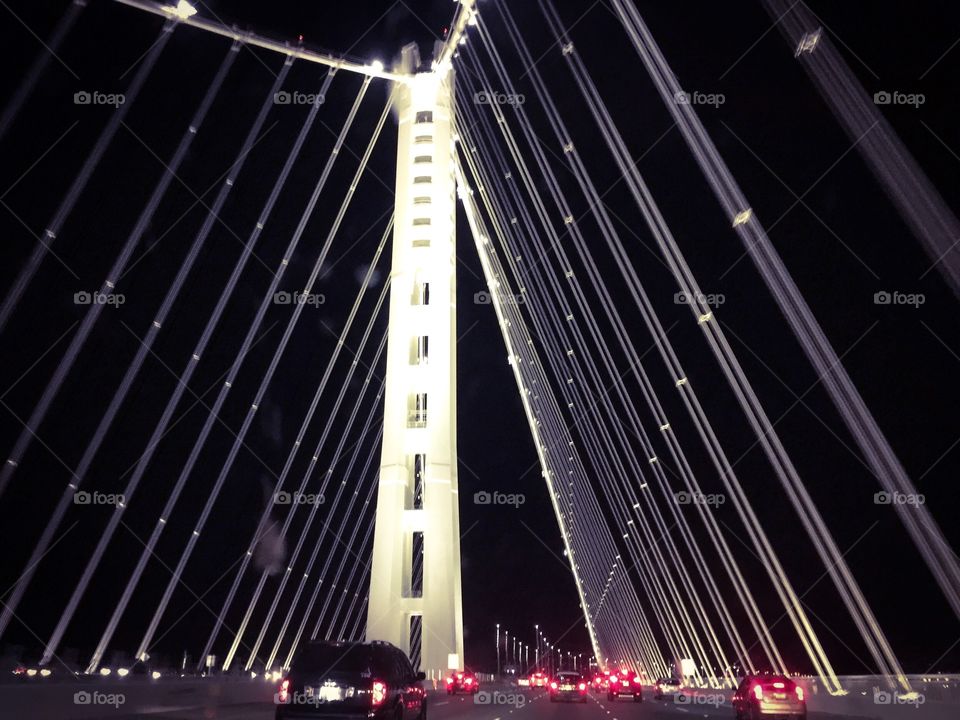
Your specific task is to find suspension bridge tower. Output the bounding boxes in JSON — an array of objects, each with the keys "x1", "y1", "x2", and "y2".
[{"x1": 367, "y1": 31, "x2": 467, "y2": 677}]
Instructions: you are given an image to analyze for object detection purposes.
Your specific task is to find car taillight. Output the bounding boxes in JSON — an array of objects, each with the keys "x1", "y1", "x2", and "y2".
[
  {"x1": 610, "y1": 676, "x2": 620, "y2": 684},
  {"x1": 372, "y1": 680, "x2": 387, "y2": 706},
  {"x1": 445, "y1": 677, "x2": 453, "y2": 684},
  {"x1": 465, "y1": 678, "x2": 473, "y2": 685},
  {"x1": 751, "y1": 684, "x2": 763, "y2": 701},
  {"x1": 578, "y1": 683, "x2": 586, "y2": 691},
  {"x1": 773, "y1": 682, "x2": 785, "y2": 689},
  {"x1": 278, "y1": 678, "x2": 291, "y2": 704},
  {"x1": 550, "y1": 682, "x2": 558, "y2": 689},
  {"x1": 795, "y1": 686, "x2": 804, "y2": 702}
]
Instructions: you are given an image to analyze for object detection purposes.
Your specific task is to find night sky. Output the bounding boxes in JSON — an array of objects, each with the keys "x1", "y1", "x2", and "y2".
[{"x1": 0, "y1": 0, "x2": 959, "y2": 678}]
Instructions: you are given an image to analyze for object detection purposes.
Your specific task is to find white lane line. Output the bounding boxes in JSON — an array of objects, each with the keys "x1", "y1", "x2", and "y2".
[{"x1": 435, "y1": 701, "x2": 448, "y2": 706}]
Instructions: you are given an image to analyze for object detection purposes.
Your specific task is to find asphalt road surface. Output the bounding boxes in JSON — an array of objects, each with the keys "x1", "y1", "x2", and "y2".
[{"x1": 105, "y1": 683, "x2": 871, "y2": 720}]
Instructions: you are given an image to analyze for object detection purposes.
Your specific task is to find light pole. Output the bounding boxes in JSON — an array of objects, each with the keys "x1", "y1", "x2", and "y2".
[
  {"x1": 534, "y1": 625, "x2": 539, "y2": 671},
  {"x1": 505, "y1": 630, "x2": 509, "y2": 670},
  {"x1": 496, "y1": 624, "x2": 500, "y2": 677}
]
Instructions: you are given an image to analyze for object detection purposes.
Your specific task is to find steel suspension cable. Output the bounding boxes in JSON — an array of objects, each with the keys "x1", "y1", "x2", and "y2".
[
  {"x1": 269, "y1": 418, "x2": 384, "y2": 669},
  {"x1": 0, "y1": 20, "x2": 174, "y2": 334},
  {"x1": 205, "y1": 217, "x2": 391, "y2": 670},
  {"x1": 132, "y1": 80, "x2": 390, "y2": 663},
  {"x1": 240, "y1": 323, "x2": 390, "y2": 671},
  {"x1": 0, "y1": 38, "x2": 244, "y2": 645},
  {"x1": 609, "y1": 0, "x2": 912, "y2": 689},
  {"x1": 0, "y1": 0, "x2": 87, "y2": 143},
  {"x1": 83, "y1": 69, "x2": 338, "y2": 673},
  {"x1": 35, "y1": 48, "x2": 290, "y2": 665},
  {"x1": 458, "y1": 49, "x2": 741, "y2": 683}
]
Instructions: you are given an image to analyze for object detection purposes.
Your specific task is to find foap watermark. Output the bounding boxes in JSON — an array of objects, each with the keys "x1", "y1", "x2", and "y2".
[
  {"x1": 675, "y1": 693, "x2": 724, "y2": 708},
  {"x1": 274, "y1": 90, "x2": 326, "y2": 106},
  {"x1": 274, "y1": 291, "x2": 325, "y2": 307},
  {"x1": 474, "y1": 290, "x2": 525, "y2": 305},
  {"x1": 874, "y1": 491, "x2": 925, "y2": 507},
  {"x1": 74, "y1": 90, "x2": 125, "y2": 108},
  {"x1": 273, "y1": 491, "x2": 325, "y2": 506},
  {"x1": 475, "y1": 690, "x2": 526, "y2": 707},
  {"x1": 873, "y1": 91, "x2": 925, "y2": 108},
  {"x1": 873, "y1": 688, "x2": 925, "y2": 708},
  {"x1": 75, "y1": 290, "x2": 125, "y2": 307},
  {"x1": 874, "y1": 290, "x2": 924, "y2": 308},
  {"x1": 674, "y1": 90, "x2": 725, "y2": 107},
  {"x1": 275, "y1": 689, "x2": 324, "y2": 707},
  {"x1": 474, "y1": 90, "x2": 525, "y2": 106},
  {"x1": 674, "y1": 291, "x2": 725, "y2": 308},
  {"x1": 474, "y1": 490, "x2": 525, "y2": 508},
  {"x1": 74, "y1": 690, "x2": 125, "y2": 708},
  {"x1": 675, "y1": 491, "x2": 725, "y2": 507},
  {"x1": 74, "y1": 490, "x2": 125, "y2": 507}
]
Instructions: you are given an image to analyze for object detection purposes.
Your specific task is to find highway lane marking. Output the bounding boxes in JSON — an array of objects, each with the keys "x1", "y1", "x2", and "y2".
[{"x1": 435, "y1": 701, "x2": 448, "y2": 706}]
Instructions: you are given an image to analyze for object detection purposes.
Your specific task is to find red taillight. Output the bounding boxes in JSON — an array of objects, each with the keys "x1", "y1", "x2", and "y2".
[
  {"x1": 372, "y1": 680, "x2": 387, "y2": 706},
  {"x1": 278, "y1": 678, "x2": 291, "y2": 704},
  {"x1": 610, "y1": 676, "x2": 620, "y2": 684},
  {"x1": 632, "y1": 676, "x2": 641, "y2": 684},
  {"x1": 795, "y1": 686, "x2": 805, "y2": 702},
  {"x1": 751, "y1": 684, "x2": 763, "y2": 701},
  {"x1": 550, "y1": 681, "x2": 558, "y2": 689},
  {"x1": 773, "y1": 681, "x2": 785, "y2": 689},
  {"x1": 578, "y1": 682, "x2": 586, "y2": 691},
  {"x1": 464, "y1": 678, "x2": 474, "y2": 685},
  {"x1": 445, "y1": 677, "x2": 454, "y2": 684}
]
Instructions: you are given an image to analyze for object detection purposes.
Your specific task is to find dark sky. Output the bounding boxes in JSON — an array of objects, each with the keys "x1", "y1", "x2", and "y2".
[{"x1": 0, "y1": 0, "x2": 959, "y2": 679}]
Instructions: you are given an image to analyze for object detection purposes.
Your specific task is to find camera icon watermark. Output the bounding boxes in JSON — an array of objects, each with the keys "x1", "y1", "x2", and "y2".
[
  {"x1": 675, "y1": 491, "x2": 725, "y2": 507},
  {"x1": 474, "y1": 290, "x2": 524, "y2": 305},
  {"x1": 474, "y1": 91, "x2": 525, "y2": 106},
  {"x1": 873, "y1": 688, "x2": 925, "y2": 707},
  {"x1": 473, "y1": 490, "x2": 525, "y2": 508},
  {"x1": 873, "y1": 91, "x2": 925, "y2": 108},
  {"x1": 273, "y1": 491, "x2": 325, "y2": 506},
  {"x1": 475, "y1": 690, "x2": 526, "y2": 707},
  {"x1": 74, "y1": 490, "x2": 125, "y2": 507},
  {"x1": 674, "y1": 291, "x2": 725, "y2": 308},
  {"x1": 675, "y1": 693, "x2": 724, "y2": 707},
  {"x1": 74, "y1": 690, "x2": 126, "y2": 707},
  {"x1": 274, "y1": 90, "x2": 326, "y2": 106},
  {"x1": 874, "y1": 491, "x2": 925, "y2": 507},
  {"x1": 274, "y1": 291, "x2": 325, "y2": 307},
  {"x1": 74, "y1": 90, "x2": 125, "y2": 108},
  {"x1": 873, "y1": 290, "x2": 924, "y2": 308},
  {"x1": 74, "y1": 290, "x2": 125, "y2": 307},
  {"x1": 674, "y1": 90, "x2": 725, "y2": 107}
]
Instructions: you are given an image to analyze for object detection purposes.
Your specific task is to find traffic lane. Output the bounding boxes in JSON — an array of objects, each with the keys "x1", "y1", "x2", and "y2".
[
  {"x1": 109, "y1": 684, "x2": 875, "y2": 720},
  {"x1": 590, "y1": 688, "x2": 888, "y2": 720}
]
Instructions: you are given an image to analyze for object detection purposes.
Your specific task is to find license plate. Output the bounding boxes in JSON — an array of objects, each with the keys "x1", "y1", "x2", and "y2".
[
  {"x1": 773, "y1": 692, "x2": 786, "y2": 700},
  {"x1": 311, "y1": 686, "x2": 345, "y2": 702},
  {"x1": 560, "y1": 685, "x2": 574, "y2": 690}
]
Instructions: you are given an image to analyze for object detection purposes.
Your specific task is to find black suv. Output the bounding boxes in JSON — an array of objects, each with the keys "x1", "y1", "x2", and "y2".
[{"x1": 276, "y1": 640, "x2": 426, "y2": 720}]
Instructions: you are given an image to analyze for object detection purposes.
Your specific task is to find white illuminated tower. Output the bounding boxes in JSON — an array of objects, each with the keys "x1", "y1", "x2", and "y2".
[{"x1": 367, "y1": 42, "x2": 464, "y2": 677}]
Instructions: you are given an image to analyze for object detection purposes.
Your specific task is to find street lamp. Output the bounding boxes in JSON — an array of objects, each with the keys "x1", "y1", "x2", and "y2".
[{"x1": 495, "y1": 624, "x2": 500, "y2": 677}]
